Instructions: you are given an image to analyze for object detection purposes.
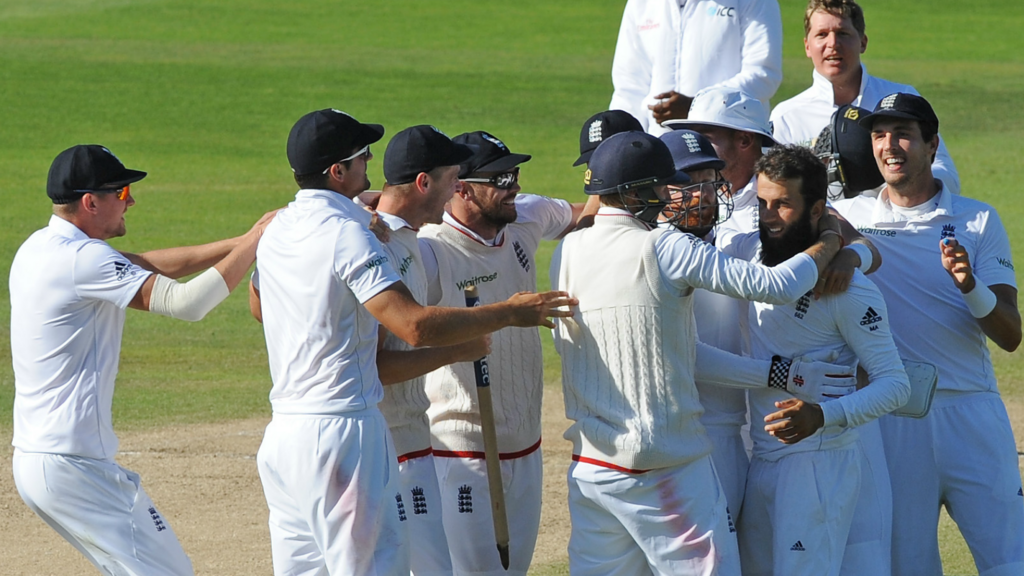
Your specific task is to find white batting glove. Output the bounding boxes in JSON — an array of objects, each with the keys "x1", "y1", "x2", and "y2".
[{"x1": 769, "y1": 355, "x2": 856, "y2": 403}]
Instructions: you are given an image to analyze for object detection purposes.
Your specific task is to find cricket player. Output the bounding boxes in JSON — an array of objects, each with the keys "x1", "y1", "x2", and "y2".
[
  {"x1": 722, "y1": 144, "x2": 910, "y2": 576},
  {"x1": 374, "y1": 125, "x2": 496, "y2": 576},
  {"x1": 550, "y1": 131, "x2": 859, "y2": 575},
  {"x1": 665, "y1": 87, "x2": 777, "y2": 236},
  {"x1": 609, "y1": 0, "x2": 783, "y2": 135},
  {"x1": 251, "y1": 111, "x2": 576, "y2": 576},
  {"x1": 770, "y1": 0, "x2": 959, "y2": 195},
  {"x1": 417, "y1": 130, "x2": 590, "y2": 576},
  {"x1": 832, "y1": 93, "x2": 1024, "y2": 576},
  {"x1": 11, "y1": 144, "x2": 274, "y2": 575}
]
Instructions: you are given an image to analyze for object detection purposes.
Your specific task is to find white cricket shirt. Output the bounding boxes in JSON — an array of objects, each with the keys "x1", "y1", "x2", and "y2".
[
  {"x1": 610, "y1": 0, "x2": 783, "y2": 135},
  {"x1": 832, "y1": 185, "x2": 1016, "y2": 398},
  {"x1": 419, "y1": 194, "x2": 571, "y2": 456},
  {"x1": 724, "y1": 232, "x2": 910, "y2": 461},
  {"x1": 770, "y1": 64, "x2": 960, "y2": 195},
  {"x1": 255, "y1": 189, "x2": 401, "y2": 415},
  {"x1": 11, "y1": 215, "x2": 152, "y2": 460},
  {"x1": 376, "y1": 211, "x2": 434, "y2": 457}
]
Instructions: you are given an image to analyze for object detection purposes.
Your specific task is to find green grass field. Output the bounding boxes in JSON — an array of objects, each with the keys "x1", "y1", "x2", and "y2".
[{"x1": 1, "y1": 0, "x2": 1021, "y2": 574}]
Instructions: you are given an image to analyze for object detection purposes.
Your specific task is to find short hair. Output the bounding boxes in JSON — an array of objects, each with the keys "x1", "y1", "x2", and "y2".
[
  {"x1": 293, "y1": 157, "x2": 356, "y2": 190},
  {"x1": 755, "y1": 145, "x2": 829, "y2": 207},
  {"x1": 804, "y1": 0, "x2": 866, "y2": 37}
]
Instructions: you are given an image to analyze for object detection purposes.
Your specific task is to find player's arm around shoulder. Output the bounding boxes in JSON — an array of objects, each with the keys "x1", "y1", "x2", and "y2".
[
  {"x1": 825, "y1": 274, "x2": 911, "y2": 427},
  {"x1": 128, "y1": 210, "x2": 276, "y2": 321}
]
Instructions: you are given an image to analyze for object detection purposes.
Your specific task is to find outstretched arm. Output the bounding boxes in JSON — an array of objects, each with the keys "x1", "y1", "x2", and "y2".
[
  {"x1": 363, "y1": 283, "x2": 577, "y2": 349},
  {"x1": 375, "y1": 326, "x2": 491, "y2": 385}
]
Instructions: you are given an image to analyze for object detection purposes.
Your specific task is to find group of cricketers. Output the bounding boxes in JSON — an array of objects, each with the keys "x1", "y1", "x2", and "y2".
[{"x1": 10, "y1": 0, "x2": 1024, "y2": 575}]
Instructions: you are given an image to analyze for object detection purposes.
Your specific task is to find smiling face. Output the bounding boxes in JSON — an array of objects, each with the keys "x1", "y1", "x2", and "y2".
[
  {"x1": 462, "y1": 172, "x2": 521, "y2": 228},
  {"x1": 758, "y1": 175, "x2": 823, "y2": 266},
  {"x1": 804, "y1": 9, "x2": 867, "y2": 85},
  {"x1": 870, "y1": 117, "x2": 938, "y2": 190}
]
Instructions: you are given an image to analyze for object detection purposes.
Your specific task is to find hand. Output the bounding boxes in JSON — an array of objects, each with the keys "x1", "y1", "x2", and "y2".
[
  {"x1": 814, "y1": 247, "x2": 858, "y2": 298},
  {"x1": 358, "y1": 190, "x2": 382, "y2": 210},
  {"x1": 648, "y1": 91, "x2": 693, "y2": 124},
  {"x1": 764, "y1": 398, "x2": 825, "y2": 444},
  {"x1": 505, "y1": 291, "x2": 579, "y2": 329},
  {"x1": 367, "y1": 210, "x2": 390, "y2": 243},
  {"x1": 940, "y1": 238, "x2": 975, "y2": 292},
  {"x1": 452, "y1": 334, "x2": 491, "y2": 363},
  {"x1": 774, "y1": 356, "x2": 856, "y2": 403},
  {"x1": 248, "y1": 209, "x2": 280, "y2": 240}
]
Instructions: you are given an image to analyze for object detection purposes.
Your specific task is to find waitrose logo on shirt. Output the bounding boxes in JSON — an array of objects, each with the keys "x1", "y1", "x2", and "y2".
[
  {"x1": 456, "y1": 272, "x2": 498, "y2": 290},
  {"x1": 364, "y1": 254, "x2": 390, "y2": 270}
]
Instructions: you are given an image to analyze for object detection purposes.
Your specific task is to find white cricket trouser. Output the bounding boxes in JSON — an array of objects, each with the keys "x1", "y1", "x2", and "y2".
[
  {"x1": 13, "y1": 450, "x2": 194, "y2": 576},
  {"x1": 738, "y1": 447, "x2": 861, "y2": 576},
  {"x1": 432, "y1": 447, "x2": 542, "y2": 576},
  {"x1": 397, "y1": 452, "x2": 453, "y2": 576},
  {"x1": 841, "y1": 421, "x2": 892, "y2": 576},
  {"x1": 706, "y1": 425, "x2": 751, "y2": 521},
  {"x1": 567, "y1": 456, "x2": 741, "y2": 576},
  {"x1": 256, "y1": 410, "x2": 409, "y2": 576},
  {"x1": 880, "y1": 393, "x2": 1024, "y2": 576}
]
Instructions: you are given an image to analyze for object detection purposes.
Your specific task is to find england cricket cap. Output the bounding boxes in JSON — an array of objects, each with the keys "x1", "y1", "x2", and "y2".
[
  {"x1": 287, "y1": 109, "x2": 384, "y2": 176},
  {"x1": 827, "y1": 105, "x2": 884, "y2": 192},
  {"x1": 574, "y1": 110, "x2": 644, "y2": 167},
  {"x1": 584, "y1": 132, "x2": 690, "y2": 195},
  {"x1": 659, "y1": 129, "x2": 726, "y2": 173},
  {"x1": 664, "y1": 87, "x2": 777, "y2": 147},
  {"x1": 383, "y1": 125, "x2": 476, "y2": 185},
  {"x1": 453, "y1": 131, "x2": 531, "y2": 178},
  {"x1": 47, "y1": 144, "x2": 147, "y2": 204},
  {"x1": 858, "y1": 93, "x2": 939, "y2": 133}
]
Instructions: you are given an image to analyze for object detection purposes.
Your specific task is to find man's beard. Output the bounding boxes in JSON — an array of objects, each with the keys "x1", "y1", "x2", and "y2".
[{"x1": 760, "y1": 211, "x2": 817, "y2": 267}]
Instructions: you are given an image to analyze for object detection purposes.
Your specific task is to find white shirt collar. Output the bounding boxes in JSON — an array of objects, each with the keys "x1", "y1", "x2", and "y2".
[
  {"x1": 48, "y1": 214, "x2": 90, "y2": 240},
  {"x1": 811, "y1": 63, "x2": 869, "y2": 107},
  {"x1": 442, "y1": 211, "x2": 504, "y2": 247},
  {"x1": 596, "y1": 206, "x2": 635, "y2": 217},
  {"x1": 377, "y1": 211, "x2": 414, "y2": 232},
  {"x1": 871, "y1": 180, "x2": 950, "y2": 225}
]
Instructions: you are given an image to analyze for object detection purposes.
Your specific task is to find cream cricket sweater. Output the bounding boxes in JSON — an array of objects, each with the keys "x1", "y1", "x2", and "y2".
[
  {"x1": 377, "y1": 218, "x2": 433, "y2": 457},
  {"x1": 551, "y1": 215, "x2": 711, "y2": 471},
  {"x1": 419, "y1": 220, "x2": 547, "y2": 456}
]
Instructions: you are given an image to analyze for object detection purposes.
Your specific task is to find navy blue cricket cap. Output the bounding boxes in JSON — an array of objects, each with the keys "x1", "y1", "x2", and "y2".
[
  {"x1": 583, "y1": 132, "x2": 690, "y2": 195},
  {"x1": 574, "y1": 110, "x2": 644, "y2": 167},
  {"x1": 858, "y1": 93, "x2": 939, "y2": 133},
  {"x1": 453, "y1": 131, "x2": 531, "y2": 178},
  {"x1": 47, "y1": 145, "x2": 147, "y2": 204},
  {"x1": 287, "y1": 109, "x2": 384, "y2": 176},
  {"x1": 383, "y1": 125, "x2": 476, "y2": 185},
  {"x1": 659, "y1": 129, "x2": 725, "y2": 173}
]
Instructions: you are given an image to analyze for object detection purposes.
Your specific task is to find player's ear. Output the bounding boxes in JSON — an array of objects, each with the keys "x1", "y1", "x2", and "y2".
[
  {"x1": 860, "y1": 34, "x2": 868, "y2": 54},
  {"x1": 809, "y1": 198, "x2": 827, "y2": 223},
  {"x1": 415, "y1": 172, "x2": 431, "y2": 195}
]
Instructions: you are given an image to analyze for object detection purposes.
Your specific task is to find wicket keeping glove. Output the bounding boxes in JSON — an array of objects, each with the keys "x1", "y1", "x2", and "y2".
[{"x1": 769, "y1": 355, "x2": 856, "y2": 403}]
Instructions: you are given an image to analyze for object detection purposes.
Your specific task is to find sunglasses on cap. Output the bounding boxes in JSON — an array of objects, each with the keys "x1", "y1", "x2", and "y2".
[
  {"x1": 463, "y1": 168, "x2": 519, "y2": 190},
  {"x1": 74, "y1": 184, "x2": 131, "y2": 201},
  {"x1": 322, "y1": 145, "x2": 371, "y2": 174}
]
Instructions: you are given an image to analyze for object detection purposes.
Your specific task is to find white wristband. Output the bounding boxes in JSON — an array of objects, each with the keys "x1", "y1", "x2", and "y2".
[
  {"x1": 847, "y1": 243, "x2": 873, "y2": 273},
  {"x1": 962, "y1": 281, "x2": 997, "y2": 318}
]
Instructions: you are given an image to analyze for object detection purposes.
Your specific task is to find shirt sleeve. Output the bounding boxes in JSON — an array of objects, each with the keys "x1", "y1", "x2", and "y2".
[
  {"x1": 72, "y1": 241, "x2": 152, "y2": 309},
  {"x1": 695, "y1": 340, "x2": 769, "y2": 389},
  {"x1": 820, "y1": 277, "x2": 911, "y2": 428},
  {"x1": 972, "y1": 209, "x2": 1017, "y2": 289},
  {"x1": 336, "y1": 220, "x2": 402, "y2": 304},
  {"x1": 705, "y1": 0, "x2": 783, "y2": 103},
  {"x1": 656, "y1": 230, "x2": 817, "y2": 304},
  {"x1": 609, "y1": 0, "x2": 654, "y2": 132},
  {"x1": 515, "y1": 194, "x2": 573, "y2": 240}
]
